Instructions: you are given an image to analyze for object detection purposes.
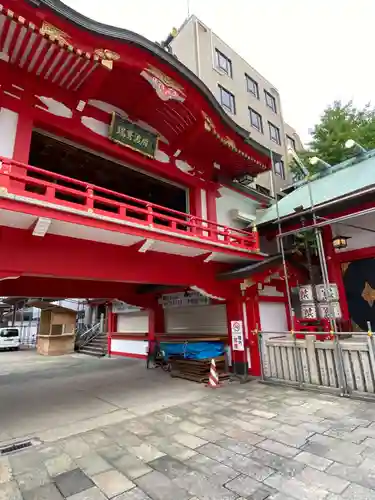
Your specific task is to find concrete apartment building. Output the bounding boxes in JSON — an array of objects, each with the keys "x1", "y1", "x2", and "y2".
[{"x1": 170, "y1": 15, "x2": 303, "y2": 194}]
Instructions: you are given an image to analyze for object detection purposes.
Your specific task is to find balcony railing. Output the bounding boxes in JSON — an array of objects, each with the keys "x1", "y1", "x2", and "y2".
[{"x1": 0, "y1": 157, "x2": 259, "y2": 252}]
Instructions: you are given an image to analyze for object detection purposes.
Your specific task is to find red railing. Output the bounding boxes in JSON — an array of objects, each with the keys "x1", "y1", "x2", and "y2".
[{"x1": 0, "y1": 157, "x2": 259, "y2": 252}]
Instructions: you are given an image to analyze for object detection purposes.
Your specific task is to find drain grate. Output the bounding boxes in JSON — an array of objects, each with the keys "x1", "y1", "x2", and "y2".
[{"x1": 0, "y1": 440, "x2": 33, "y2": 456}]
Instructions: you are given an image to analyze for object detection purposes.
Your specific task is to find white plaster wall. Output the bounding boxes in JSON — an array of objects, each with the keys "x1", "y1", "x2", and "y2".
[
  {"x1": 216, "y1": 187, "x2": 259, "y2": 229},
  {"x1": 0, "y1": 108, "x2": 18, "y2": 158},
  {"x1": 111, "y1": 338, "x2": 148, "y2": 356}
]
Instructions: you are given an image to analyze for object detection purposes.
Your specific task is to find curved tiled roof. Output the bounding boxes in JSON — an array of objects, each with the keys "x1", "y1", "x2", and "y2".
[{"x1": 30, "y1": 0, "x2": 270, "y2": 159}]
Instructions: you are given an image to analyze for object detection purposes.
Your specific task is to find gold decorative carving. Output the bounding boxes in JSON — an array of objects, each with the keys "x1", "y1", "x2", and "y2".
[
  {"x1": 140, "y1": 65, "x2": 185, "y2": 102},
  {"x1": 40, "y1": 22, "x2": 70, "y2": 45},
  {"x1": 94, "y1": 48, "x2": 120, "y2": 61}
]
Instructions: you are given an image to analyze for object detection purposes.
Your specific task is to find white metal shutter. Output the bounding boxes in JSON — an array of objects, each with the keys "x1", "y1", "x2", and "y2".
[
  {"x1": 165, "y1": 304, "x2": 227, "y2": 336},
  {"x1": 117, "y1": 311, "x2": 149, "y2": 333},
  {"x1": 259, "y1": 302, "x2": 287, "y2": 332}
]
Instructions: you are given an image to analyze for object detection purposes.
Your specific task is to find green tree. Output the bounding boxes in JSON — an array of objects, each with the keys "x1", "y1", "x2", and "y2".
[{"x1": 289, "y1": 101, "x2": 375, "y2": 180}]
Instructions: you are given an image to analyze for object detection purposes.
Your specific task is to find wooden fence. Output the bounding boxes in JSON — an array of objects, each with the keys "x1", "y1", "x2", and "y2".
[{"x1": 261, "y1": 333, "x2": 375, "y2": 398}]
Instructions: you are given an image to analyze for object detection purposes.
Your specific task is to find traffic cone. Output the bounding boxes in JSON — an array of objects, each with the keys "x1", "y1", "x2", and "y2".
[{"x1": 207, "y1": 358, "x2": 220, "y2": 388}]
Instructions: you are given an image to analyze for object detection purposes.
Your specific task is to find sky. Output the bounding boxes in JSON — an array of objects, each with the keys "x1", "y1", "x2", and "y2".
[{"x1": 64, "y1": 0, "x2": 375, "y2": 144}]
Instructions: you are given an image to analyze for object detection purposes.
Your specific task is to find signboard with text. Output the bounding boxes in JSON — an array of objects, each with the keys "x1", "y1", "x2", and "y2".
[
  {"x1": 159, "y1": 291, "x2": 210, "y2": 309},
  {"x1": 231, "y1": 320, "x2": 244, "y2": 351},
  {"x1": 109, "y1": 113, "x2": 158, "y2": 158}
]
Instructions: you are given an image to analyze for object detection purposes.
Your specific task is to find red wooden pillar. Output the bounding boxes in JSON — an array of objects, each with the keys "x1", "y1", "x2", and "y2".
[
  {"x1": 206, "y1": 188, "x2": 217, "y2": 223},
  {"x1": 149, "y1": 303, "x2": 165, "y2": 343},
  {"x1": 11, "y1": 105, "x2": 33, "y2": 191},
  {"x1": 226, "y1": 296, "x2": 248, "y2": 375},
  {"x1": 245, "y1": 288, "x2": 262, "y2": 376},
  {"x1": 322, "y1": 226, "x2": 349, "y2": 321}
]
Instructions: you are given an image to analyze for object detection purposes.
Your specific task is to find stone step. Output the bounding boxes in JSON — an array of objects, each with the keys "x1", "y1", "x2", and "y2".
[{"x1": 79, "y1": 346, "x2": 106, "y2": 357}]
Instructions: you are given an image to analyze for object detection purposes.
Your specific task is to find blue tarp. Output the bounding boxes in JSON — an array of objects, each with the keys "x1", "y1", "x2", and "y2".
[{"x1": 160, "y1": 342, "x2": 224, "y2": 360}]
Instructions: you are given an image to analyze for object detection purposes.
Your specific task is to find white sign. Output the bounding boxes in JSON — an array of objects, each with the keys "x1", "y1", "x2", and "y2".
[
  {"x1": 231, "y1": 320, "x2": 244, "y2": 351},
  {"x1": 112, "y1": 301, "x2": 142, "y2": 314},
  {"x1": 159, "y1": 291, "x2": 210, "y2": 309}
]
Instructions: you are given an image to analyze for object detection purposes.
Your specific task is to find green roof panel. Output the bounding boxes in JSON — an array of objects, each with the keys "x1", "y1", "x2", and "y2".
[{"x1": 257, "y1": 152, "x2": 375, "y2": 225}]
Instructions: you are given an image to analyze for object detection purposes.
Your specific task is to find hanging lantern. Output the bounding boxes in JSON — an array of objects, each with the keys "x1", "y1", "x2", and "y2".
[{"x1": 332, "y1": 235, "x2": 350, "y2": 250}]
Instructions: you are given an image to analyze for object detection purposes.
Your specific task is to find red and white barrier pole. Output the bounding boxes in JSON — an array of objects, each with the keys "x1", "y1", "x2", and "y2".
[{"x1": 207, "y1": 358, "x2": 220, "y2": 388}]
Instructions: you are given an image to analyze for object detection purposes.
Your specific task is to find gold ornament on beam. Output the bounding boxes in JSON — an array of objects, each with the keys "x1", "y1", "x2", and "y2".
[{"x1": 40, "y1": 22, "x2": 71, "y2": 45}]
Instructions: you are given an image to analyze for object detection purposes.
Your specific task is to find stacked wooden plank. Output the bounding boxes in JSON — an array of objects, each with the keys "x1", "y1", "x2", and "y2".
[{"x1": 170, "y1": 356, "x2": 229, "y2": 383}]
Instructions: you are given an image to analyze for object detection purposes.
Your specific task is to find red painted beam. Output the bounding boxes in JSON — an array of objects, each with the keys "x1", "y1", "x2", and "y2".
[{"x1": 0, "y1": 227, "x2": 239, "y2": 299}]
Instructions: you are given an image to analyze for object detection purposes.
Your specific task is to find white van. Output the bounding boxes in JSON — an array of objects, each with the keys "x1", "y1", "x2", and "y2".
[{"x1": 0, "y1": 328, "x2": 20, "y2": 351}]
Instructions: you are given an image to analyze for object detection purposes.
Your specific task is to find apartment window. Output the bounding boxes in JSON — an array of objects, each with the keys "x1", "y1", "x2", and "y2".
[
  {"x1": 249, "y1": 108, "x2": 263, "y2": 133},
  {"x1": 215, "y1": 49, "x2": 232, "y2": 77},
  {"x1": 265, "y1": 90, "x2": 277, "y2": 113},
  {"x1": 246, "y1": 74, "x2": 259, "y2": 99},
  {"x1": 219, "y1": 85, "x2": 236, "y2": 114},
  {"x1": 269, "y1": 122, "x2": 281, "y2": 145},
  {"x1": 274, "y1": 160, "x2": 285, "y2": 179},
  {"x1": 286, "y1": 135, "x2": 296, "y2": 151}
]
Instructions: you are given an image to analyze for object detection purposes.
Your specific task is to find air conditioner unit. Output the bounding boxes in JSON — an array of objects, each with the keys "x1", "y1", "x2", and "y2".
[{"x1": 230, "y1": 209, "x2": 256, "y2": 223}]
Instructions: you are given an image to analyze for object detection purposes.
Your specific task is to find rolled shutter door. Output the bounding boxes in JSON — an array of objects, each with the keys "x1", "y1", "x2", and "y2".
[
  {"x1": 117, "y1": 311, "x2": 149, "y2": 333},
  {"x1": 165, "y1": 304, "x2": 227, "y2": 336}
]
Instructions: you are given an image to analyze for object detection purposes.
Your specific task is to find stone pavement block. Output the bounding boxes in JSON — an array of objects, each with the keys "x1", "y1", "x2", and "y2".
[
  {"x1": 116, "y1": 432, "x2": 143, "y2": 448},
  {"x1": 215, "y1": 436, "x2": 255, "y2": 455},
  {"x1": 342, "y1": 483, "x2": 375, "y2": 499},
  {"x1": 303, "y1": 434, "x2": 365, "y2": 466},
  {"x1": 189, "y1": 415, "x2": 212, "y2": 426},
  {"x1": 327, "y1": 461, "x2": 375, "y2": 490},
  {"x1": 223, "y1": 428, "x2": 265, "y2": 445},
  {"x1": 173, "y1": 433, "x2": 208, "y2": 450},
  {"x1": 224, "y1": 474, "x2": 261, "y2": 497},
  {"x1": 265, "y1": 473, "x2": 329, "y2": 500},
  {"x1": 249, "y1": 448, "x2": 304, "y2": 478},
  {"x1": 247, "y1": 486, "x2": 278, "y2": 500},
  {"x1": 0, "y1": 481, "x2": 22, "y2": 500},
  {"x1": 196, "y1": 443, "x2": 236, "y2": 462},
  {"x1": 127, "y1": 443, "x2": 166, "y2": 463},
  {"x1": 296, "y1": 466, "x2": 350, "y2": 494},
  {"x1": 66, "y1": 487, "x2": 107, "y2": 500},
  {"x1": 59, "y1": 437, "x2": 92, "y2": 459},
  {"x1": 0, "y1": 457, "x2": 12, "y2": 484},
  {"x1": 44, "y1": 452, "x2": 76, "y2": 476},
  {"x1": 259, "y1": 425, "x2": 313, "y2": 448},
  {"x1": 294, "y1": 451, "x2": 333, "y2": 471},
  {"x1": 178, "y1": 420, "x2": 205, "y2": 435},
  {"x1": 257, "y1": 439, "x2": 299, "y2": 458},
  {"x1": 112, "y1": 487, "x2": 152, "y2": 499},
  {"x1": 185, "y1": 453, "x2": 239, "y2": 483},
  {"x1": 9, "y1": 451, "x2": 42, "y2": 475},
  {"x1": 22, "y1": 483, "x2": 63, "y2": 500},
  {"x1": 147, "y1": 435, "x2": 197, "y2": 461},
  {"x1": 173, "y1": 470, "x2": 237, "y2": 500},
  {"x1": 81, "y1": 430, "x2": 114, "y2": 448},
  {"x1": 92, "y1": 469, "x2": 135, "y2": 498},
  {"x1": 55, "y1": 468, "x2": 94, "y2": 497},
  {"x1": 112, "y1": 453, "x2": 152, "y2": 479},
  {"x1": 268, "y1": 493, "x2": 297, "y2": 500},
  {"x1": 195, "y1": 428, "x2": 226, "y2": 443},
  {"x1": 148, "y1": 456, "x2": 191, "y2": 480},
  {"x1": 123, "y1": 419, "x2": 154, "y2": 437},
  {"x1": 250, "y1": 409, "x2": 278, "y2": 419},
  {"x1": 77, "y1": 454, "x2": 112, "y2": 476},
  {"x1": 222, "y1": 453, "x2": 275, "y2": 482},
  {"x1": 15, "y1": 466, "x2": 51, "y2": 492},
  {"x1": 135, "y1": 470, "x2": 191, "y2": 500},
  {"x1": 97, "y1": 444, "x2": 125, "y2": 462}
]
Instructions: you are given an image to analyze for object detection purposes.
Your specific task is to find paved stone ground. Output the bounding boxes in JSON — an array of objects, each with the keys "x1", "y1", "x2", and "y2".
[{"x1": 2, "y1": 375, "x2": 375, "y2": 499}]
